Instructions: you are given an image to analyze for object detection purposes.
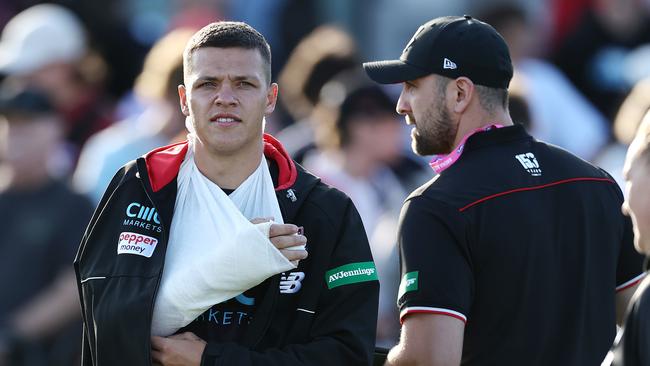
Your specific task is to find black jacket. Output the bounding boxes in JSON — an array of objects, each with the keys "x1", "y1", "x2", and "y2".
[{"x1": 74, "y1": 134, "x2": 379, "y2": 365}]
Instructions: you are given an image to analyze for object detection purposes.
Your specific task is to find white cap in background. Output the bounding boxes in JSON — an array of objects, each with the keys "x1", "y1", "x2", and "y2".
[{"x1": 0, "y1": 4, "x2": 86, "y2": 75}]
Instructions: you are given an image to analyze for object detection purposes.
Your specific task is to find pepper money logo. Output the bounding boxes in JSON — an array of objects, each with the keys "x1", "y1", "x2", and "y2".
[
  {"x1": 117, "y1": 231, "x2": 158, "y2": 257},
  {"x1": 123, "y1": 202, "x2": 162, "y2": 233}
]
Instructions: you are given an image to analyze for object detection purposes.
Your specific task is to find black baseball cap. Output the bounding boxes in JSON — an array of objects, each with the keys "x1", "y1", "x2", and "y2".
[{"x1": 363, "y1": 15, "x2": 513, "y2": 89}]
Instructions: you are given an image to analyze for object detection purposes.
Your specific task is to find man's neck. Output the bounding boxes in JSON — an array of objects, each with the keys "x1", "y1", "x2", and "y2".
[
  {"x1": 453, "y1": 109, "x2": 514, "y2": 148},
  {"x1": 193, "y1": 139, "x2": 264, "y2": 190}
]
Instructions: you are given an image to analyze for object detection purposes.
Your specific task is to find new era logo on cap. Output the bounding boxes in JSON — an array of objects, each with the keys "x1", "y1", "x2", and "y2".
[{"x1": 443, "y1": 58, "x2": 457, "y2": 70}]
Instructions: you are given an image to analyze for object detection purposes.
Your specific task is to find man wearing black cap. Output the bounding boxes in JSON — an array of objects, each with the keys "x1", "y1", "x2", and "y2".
[{"x1": 364, "y1": 15, "x2": 645, "y2": 365}]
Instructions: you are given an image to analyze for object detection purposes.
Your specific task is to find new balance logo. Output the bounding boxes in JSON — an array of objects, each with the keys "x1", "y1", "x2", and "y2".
[
  {"x1": 443, "y1": 58, "x2": 457, "y2": 70},
  {"x1": 515, "y1": 152, "x2": 542, "y2": 176},
  {"x1": 280, "y1": 272, "x2": 305, "y2": 294}
]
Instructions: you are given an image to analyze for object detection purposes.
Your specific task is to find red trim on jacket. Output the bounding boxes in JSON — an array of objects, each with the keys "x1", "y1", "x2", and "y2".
[
  {"x1": 144, "y1": 134, "x2": 297, "y2": 192},
  {"x1": 458, "y1": 177, "x2": 615, "y2": 212},
  {"x1": 144, "y1": 141, "x2": 188, "y2": 193},
  {"x1": 263, "y1": 133, "x2": 297, "y2": 190}
]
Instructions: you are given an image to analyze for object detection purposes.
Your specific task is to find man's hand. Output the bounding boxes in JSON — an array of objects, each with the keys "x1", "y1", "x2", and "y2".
[
  {"x1": 251, "y1": 218, "x2": 308, "y2": 265},
  {"x1": 151, "y1": 332, "x2": 206, "y2": 366}
]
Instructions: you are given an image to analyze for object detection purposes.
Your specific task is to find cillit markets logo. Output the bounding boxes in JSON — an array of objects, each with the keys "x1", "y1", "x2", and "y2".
[
  {"x1": 117, "y1": 231, "x2": 158, "y2": 257},
  {"x1": 123, "y1": 202, "x2": 162, "y2": 233}
]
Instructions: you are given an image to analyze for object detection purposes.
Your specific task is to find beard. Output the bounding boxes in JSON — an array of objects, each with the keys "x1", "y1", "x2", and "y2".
[{"x1": 411, "y1": 98, "x2": 457, "y2": 156}]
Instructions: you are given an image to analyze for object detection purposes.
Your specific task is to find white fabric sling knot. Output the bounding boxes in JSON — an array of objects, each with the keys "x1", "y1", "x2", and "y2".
[{"x1": 150, "y1": 143, "x2": 296, "y2": 336}]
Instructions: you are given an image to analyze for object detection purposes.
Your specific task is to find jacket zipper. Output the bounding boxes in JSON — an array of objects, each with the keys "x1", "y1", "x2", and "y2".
[
  {"x1": 249, "y1": 190, "x2": 295, "y2": 348},
  {"x1": 138, "y1": 170, "x2": 169, "y2": 363},
  {"x1": 80, "y1": 276, "x2": 106, "y2": 283}
]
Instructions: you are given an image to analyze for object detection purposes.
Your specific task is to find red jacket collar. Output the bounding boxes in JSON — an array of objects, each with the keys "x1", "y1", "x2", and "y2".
[{"x1": 143, "y1": 134, "x2": 297, "y2": 192}]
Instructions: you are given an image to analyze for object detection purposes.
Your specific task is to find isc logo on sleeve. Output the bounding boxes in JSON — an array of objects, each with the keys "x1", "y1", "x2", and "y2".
[{"x1": 117, "y1": 232, "x2": 158, "y2": 257}]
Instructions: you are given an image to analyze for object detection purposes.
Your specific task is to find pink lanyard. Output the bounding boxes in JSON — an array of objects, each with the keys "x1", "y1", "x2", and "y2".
[{"x1": 429, "y1": 124, "x2": 503, "y2": 174}]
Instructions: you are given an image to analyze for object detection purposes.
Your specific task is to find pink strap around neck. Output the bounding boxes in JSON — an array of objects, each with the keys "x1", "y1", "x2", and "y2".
[{"x1": 429, "y1": 124, "x2": 504, "y2": 174}]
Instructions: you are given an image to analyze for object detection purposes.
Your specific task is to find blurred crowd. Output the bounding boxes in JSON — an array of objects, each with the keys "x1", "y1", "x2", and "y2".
[{"x1": 1, "y1": 0, "x2": 650, "y2": 364}]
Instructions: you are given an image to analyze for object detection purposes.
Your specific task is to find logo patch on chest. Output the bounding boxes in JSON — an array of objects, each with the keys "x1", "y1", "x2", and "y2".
[
  {"x1": 515, "y1": 152, "x2": 542, "y2": 176},
  {"x1": 117, "y1": 231, "x2": 158, "y2": 257},
  {"x1": 280, "y1": 272, "x2": 305, "y2": 293}
]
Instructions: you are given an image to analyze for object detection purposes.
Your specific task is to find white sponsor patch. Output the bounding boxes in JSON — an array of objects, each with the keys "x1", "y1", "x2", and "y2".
[{"x1": 117, "y1": 231, "x2": 159, "y2": 257}]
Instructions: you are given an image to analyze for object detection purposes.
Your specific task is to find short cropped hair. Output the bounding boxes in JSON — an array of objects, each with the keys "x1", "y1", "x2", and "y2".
[
  {"x1": 475, "y1": 85, "x2": 509, "y2": 112},
  {"x1": 183, "y1": 21, "x2": 272, "y2": 83}
]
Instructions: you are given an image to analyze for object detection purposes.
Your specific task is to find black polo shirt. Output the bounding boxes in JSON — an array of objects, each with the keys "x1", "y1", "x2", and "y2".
[{"x1": 397, "y1": 125, "x2": 644, "y2": 365}]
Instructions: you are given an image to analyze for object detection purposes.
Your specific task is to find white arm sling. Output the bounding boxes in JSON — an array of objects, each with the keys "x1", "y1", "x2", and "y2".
[{"x1": 150, "y1": 144, "x2": 295, "y2": 336}]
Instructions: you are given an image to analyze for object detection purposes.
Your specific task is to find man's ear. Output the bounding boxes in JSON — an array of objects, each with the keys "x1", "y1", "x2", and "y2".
[
  {"x1": 178, "y1": 84, "x2": 190, "y2": 117},
  {"x1": 450, "y1": 77, "x2": 475, "y2": 114},
  {"x1": 265, "y1": 83, "x2": 279, "y2": 115}
]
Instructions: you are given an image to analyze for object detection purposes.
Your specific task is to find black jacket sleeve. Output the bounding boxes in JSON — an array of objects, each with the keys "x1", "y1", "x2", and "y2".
[
  {"x1": 75, "y1": 165, "x2": 129, "y2": 366},
  {"x1": 201, "y1": 199, "x2": 380, "y2": 366}
]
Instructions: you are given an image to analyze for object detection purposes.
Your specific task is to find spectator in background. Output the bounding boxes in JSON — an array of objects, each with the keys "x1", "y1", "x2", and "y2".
[
  {"x1": 302, "y1": 75, "x2": 408, "y2": 347},
  {"x1": 608, "y1": 113, "x2": 650, "y2": 366},
  {"x1": 0, "y1": 85, "x2": 93, "y2": 365},
  {"x1": 553, "y1": 0, "x2": 650, "y2": 121},
  {"x1": 0, "y1": 4, "x2": 114, "y2": 171},
  {"x1": 275, "y1": 25, "x2": 428, "y2": 189},
  {"x1": 595, "y1": 78, "x2": 650, "y2": 188},
  {"x1": 548, "y1": 0, "x2": 592, "y2": 49},
  {"x1": 507, "y1": 91, "x2": 533, "y2": 131},
  {"x1": 480, "y1": 3, "x2": 609, "y2": 161},
  {"x1": 73, "y1": 28, "x2": 193, "y2": 204},
  {"x1": 303, "y1": 71, "x2": 408, "y2": 235},
  {"x1": 275, "y1": 25, "x2": 359, "y2": 160}
]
